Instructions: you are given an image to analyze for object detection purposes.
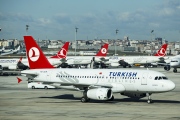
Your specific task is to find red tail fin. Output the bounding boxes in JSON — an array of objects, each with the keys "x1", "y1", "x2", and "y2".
[
  {"x1": 50, "y1": 42, "x2": 70, "y2": 58},
  {"x1": 95, "y1": 43, "x2": 109, "y2": 57},
  {"x1": 154, "y1": 44, "x2": 168, "y2": 57},
  {"x1": 23, "y1": 36, "x2": 54, "y2": 69}
]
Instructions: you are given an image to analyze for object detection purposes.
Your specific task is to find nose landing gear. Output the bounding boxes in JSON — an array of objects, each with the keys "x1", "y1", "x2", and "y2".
[{"x1": 147, "y1": 93, "x2": 153, "y2": 104}]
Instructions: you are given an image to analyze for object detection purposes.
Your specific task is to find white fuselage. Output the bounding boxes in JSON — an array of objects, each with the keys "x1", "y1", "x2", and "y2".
[
  {"x1": 65, "y1": 56, "x2": 103, "y2": 65},
  {"x1": 0, "y1": 58, "x2": 62, "y2": 69},
  {"x1": 106, "y1": 56, "x2": 163, "y2": 65},
  {"x1": 170, "y1": 58, "x2": 180, "y2": 68},
  {"x1": 21, "y1": 69, "x2": 175, "y2": 93}
]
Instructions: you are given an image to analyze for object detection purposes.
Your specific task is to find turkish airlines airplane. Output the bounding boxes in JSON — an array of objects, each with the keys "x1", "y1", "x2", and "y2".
[
  {"x1": 163, "y1": 55, "x2": 180, "y2": 73},
  {"x1": 60, "y1": 43, "x2": 109, "y2": 68},
  {"x1": 0, "y1": 41, "x2": 70, "y2": 70},
  {"x1": 18, "y1": 36, "x2": 175, "y2": 104},
  {"x1": 103, "y1": 44, "x2": 168, "y2": 68},
  {"x1": 0, "y1": 46, "x2": 21, "y2": 55}
]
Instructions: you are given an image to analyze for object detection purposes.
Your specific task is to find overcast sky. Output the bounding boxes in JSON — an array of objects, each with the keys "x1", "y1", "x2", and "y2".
[{"x1": 0, "y1": 0, "x2": 180, "y2": 41}]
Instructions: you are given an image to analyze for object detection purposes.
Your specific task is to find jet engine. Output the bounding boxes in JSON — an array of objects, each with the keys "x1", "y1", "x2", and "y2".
[
  {"x1": 17, "y1": 62, "x2": 29, "y2": 70},
  {"x1": 119, "y1": 60, "x2": 129, "y2": 68},
  {"x1": 164, "y1": 65, "x2": 170, "y2": 71},
  {"x1": 121, "y1": 92, "x2": 146, "y2": 98},
  {"x1": 8, "y1": 65, "x2": 18, "y2": 70},
  {"x1": 110, "y1": 62, "x2": 120, "y2": 67},
  {"x1": 87, "y1": 88, "x2": 113, "y2": 100}
]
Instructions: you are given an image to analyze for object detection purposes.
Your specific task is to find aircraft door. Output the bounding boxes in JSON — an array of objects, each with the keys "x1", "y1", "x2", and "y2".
[{"x1": 141, "y1": 73, "x2": 148, "y2": 85}]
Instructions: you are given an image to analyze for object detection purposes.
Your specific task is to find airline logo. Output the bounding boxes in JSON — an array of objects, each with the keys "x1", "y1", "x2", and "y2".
[
  {"x1": 57, "y1": 48, "x2": 67, "y2": 58},
  {"x1": 157, "y1": 48, "x2": 166, "y2": 57},
  {"x1": 28, "y1": 47, "x2": 40, "y2": 62},
  {"x1": 109, "y1": 72, "x2": 137, "y2": 77},
  {"x1": 101, "y1": 48, "x2": 107, "y2": 54}
]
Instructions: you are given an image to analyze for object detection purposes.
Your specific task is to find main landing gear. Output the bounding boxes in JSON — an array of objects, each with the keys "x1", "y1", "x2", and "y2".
[
  {"x1": 147, "y1": 93, "x2": 153, "y2": 104},
  {"x1": 173, "y1": 68, "x2": 177, "y2": 73},
  {"x1": 81, "y1": 90, "x2": 90, "y2": 103}
]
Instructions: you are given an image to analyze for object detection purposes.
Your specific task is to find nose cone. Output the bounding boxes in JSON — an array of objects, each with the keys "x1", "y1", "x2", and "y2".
[{"x1": 167, "y1": 81, "x2": 176, "y2": 91}]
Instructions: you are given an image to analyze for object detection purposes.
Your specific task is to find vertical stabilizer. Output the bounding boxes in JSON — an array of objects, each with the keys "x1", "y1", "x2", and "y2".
[
  {"x1": 154, "y1": 44, "x2": 168, "y2": 57},
  {"x1": 24, "y1": 36, "x2": 54, "y2": 69},
  {"x1": 95, "y1": 43, "x2": 109, "y2": 57},
  {"x1": 50, "y1": 42, "x2": 70, "y2": 58}
]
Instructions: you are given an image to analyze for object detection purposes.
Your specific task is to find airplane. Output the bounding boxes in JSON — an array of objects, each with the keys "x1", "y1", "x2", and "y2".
[
  {"x1": 0, "y1": 41, "x2": 70, "y2": 71},
  {"x1": 17, "y1": 35, "x2": 175, "y2": 104},
  {"x1": 163, "y1": 55, "x2": 180, "y2": 73},
  {"x1": 59, "y1": 43, "x2": 109, "y2": 68},
  {"x1": 0, "y1": 46, "x2": 21, "y2": 56},
  {"x1": 103, "y1": 43, "x2": 168, "y2": 68}
]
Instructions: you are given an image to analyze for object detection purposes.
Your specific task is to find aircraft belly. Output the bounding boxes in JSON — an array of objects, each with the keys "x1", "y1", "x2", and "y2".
[{"x1": 123, "y1": 84, "x2": 135, "y2": 91}]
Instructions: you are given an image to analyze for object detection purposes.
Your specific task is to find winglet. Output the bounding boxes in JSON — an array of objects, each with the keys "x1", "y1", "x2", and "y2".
[
  {"x1": 154, "y1": 44, "x2": 168, "y2": 57},
  {"x1": 95, "y1": 43, "x2": 109, "y2": 57},
  {"x1": 17, "y1": 77, "x2": 22, "y2": 83},
  {"x1": 50, "y1": 42, "x2": 70, "y2": 58},
  {"x1": 23, "y1": 36, "x2": 54, "y2": 69}
]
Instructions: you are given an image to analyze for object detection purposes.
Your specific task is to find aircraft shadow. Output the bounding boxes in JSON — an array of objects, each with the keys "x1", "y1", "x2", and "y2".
[{"x1": 39, "y1": 94, "x2": 180, "y2": 104}]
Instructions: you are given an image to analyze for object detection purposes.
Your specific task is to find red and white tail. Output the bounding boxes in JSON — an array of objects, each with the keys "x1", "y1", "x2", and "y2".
[
  {"x1": 95, "y1": 43, "x2": 109, "y2": 57},
  {"x1": 154, "y1": 43, "x2": 168, "y2": 57},
  {"x1": 50, "y1": 42, "x2": 70, "y2": 58},
  {"x1": 24, "y1": 36, "x2": 54, "y2": 69}
]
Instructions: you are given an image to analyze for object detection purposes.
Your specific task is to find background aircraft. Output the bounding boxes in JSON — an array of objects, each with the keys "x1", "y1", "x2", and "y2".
[
  {"x1": 101, "y1": 43, "x2": 168, "y2": 68},
  {"x1": 164, "y1": 55, "x2": 180, "y2": 73},
  {"x1": 59, "y1": 43, "x2": 109, "y2": 68},
  {"x1": 0, "y1": 46, "x2": 21, "y2": 56},
  {"x1": 0, "y1": 41, "x2": 70, "y2": 73}
]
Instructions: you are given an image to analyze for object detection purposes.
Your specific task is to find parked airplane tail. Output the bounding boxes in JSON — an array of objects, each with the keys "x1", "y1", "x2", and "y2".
[
  {"x1": 23, "y1": 36, "x2": 54, "y2": 69},
  {"x1": 95, "y1": 43, "x2": 109, "y2": 57},
  {"x1": 50, "y1": 42, "x2": 70, "y2": 58},
  {"x1": 154, "y1": 44, "x2": 168, "y2": 57}
]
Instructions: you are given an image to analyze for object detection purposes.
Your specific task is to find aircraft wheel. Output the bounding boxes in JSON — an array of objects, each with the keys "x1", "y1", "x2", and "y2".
[
  {"x1": 173, "y1": 69, "x2": 177, "y2": 73},
  {"x1": 32, "y1": 86, "x2": 35, "y2": 89},
  {"x1": 147, "y1": 99, "x2": 153, "y2": 104},
  {"x1": 44, "y1": 86, "x2": 48, "y2": 89},
  {"x1": 81, "y1": 97, "x2": 89, "y2": 103}
]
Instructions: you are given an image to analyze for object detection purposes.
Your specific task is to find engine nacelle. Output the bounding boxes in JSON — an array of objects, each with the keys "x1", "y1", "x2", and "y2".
[
  {"x1": 87, "y1": 88, "x2": 112, "y2": 100},
  {"x1": 8, "y1": 65, "x2": 17, "y2": 70},
  {"x1": 121, "y1": 92, "x2": 146, "y2": 98},
  {"x1": 164, "y1": 65, "x2": 170, "y2": 71},
  {"x1": 110, "y1": 62, "x2": 120, "y2": 67}
]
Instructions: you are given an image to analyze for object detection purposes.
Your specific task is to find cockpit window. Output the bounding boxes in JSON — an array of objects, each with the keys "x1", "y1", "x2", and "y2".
[
  {"x1": 158, "y1": 77, "x2": 162, "y2": 80},
  {"x1": 155, "y1": 76, "x2": 168, "y2": 80}
]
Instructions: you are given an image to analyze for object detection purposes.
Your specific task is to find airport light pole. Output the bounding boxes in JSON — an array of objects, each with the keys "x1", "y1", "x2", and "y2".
[
  {"x1": 0, "y1": 28, "x2": 1, "y2": 38},
  {"x1": 151, "y1": 30, "x2": 154, "y2": 55},
  {"x1": 26, "y1": 25, "x2": 29, "y2": 35},
  {"x1": 115, "y1": 29, "x2": 119, "y2": 56},
  {"x1": 75, "y1": 27, "x2": 78, "y2": 56}
]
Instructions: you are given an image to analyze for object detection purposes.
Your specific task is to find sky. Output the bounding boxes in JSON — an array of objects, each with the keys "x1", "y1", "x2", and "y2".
[{"x1": 0, "y1": 0, "x2": 180, "y2": 41}]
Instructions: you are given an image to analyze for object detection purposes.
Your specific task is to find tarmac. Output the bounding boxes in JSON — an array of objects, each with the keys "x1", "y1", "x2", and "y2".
[{"x1": 0, "y1": 67, "x2": 180, "y2": 120}]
